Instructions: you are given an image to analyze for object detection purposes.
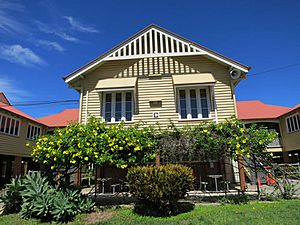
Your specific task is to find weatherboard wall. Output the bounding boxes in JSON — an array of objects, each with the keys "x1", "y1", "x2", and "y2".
[
  {"x1": 79, "y1": 55, "x2": 236, "y2": 127},
  {"x1": 279, "y1": 108, "x2": 300, "y2": 152},
  {"x1": 0, "y1": 109, "x2": 47, "y2": 157}
]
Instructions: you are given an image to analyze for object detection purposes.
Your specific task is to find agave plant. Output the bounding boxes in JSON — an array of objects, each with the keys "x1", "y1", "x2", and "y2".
[
  {"x1": 52, "y1": 191, "x2": 76, "y2": 222},
  {"x1": 20, "y1": 172, "x2": 54, "y2": 220},
  {"x1": 0, "y1": 177, "x2": 24, "y2": 214}
]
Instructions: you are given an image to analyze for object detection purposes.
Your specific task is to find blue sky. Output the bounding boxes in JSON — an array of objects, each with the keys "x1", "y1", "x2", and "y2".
[{"x1": 0, "y1": 0, "x2": 299, "y2": 118}]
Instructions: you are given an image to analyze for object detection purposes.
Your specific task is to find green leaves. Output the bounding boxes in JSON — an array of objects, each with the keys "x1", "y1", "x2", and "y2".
[
  {"x1": 30, "y1": 116, "x2": 277, "y2": 184},
  {"x1": 0, "y1": 177, "x2": 24, "y2": 214},
  {"x1": 127, "y1": 164, "x2": 195, "y2": 215},
  {"x1": 159, "y1": 119, "x2": 278, "y2": 162},
  {"x1": 30, "y1": 117, "x2": 157, "y2": 176}
]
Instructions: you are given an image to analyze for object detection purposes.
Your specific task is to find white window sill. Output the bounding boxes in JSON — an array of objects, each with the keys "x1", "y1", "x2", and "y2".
[
  {"x1": 178, "y1": 118, "x2": 213, "y2": 122},
  {"x1": 287, "y1": 130, "x2": 300, "y2": 134},
  {"x1": 106, "y1": 121, "x2": 135, "y2": 125}
]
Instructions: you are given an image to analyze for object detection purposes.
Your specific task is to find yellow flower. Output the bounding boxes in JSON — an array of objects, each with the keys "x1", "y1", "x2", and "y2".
[
  {"x1": 240, "y1": 128, "x2": 245, "y2": 132},
  {"x1": 134, "y1": 146, "x2": 141, "y2": 151},
  {"x1": 236, "y1": 143, "x2": 241, "y2": 148},
  {"x1": 242, "y1": 139, "x2": 247, "y2": 144},
  {"x1": 51, "y1": 166, "x2": 55, "y2": 170},
  {"x1": 54, "y1": 157, "x2": 57, "y2": 161},
  {"x1": 259, "y1": 140, "x2": 263, "y2": 145},
  {"x1": 120, "y1": 164, "x2": 127, "y2": 169},
  {"x1": 70, "y1": 160, "x2": 76, "y2": 164},
  {"x1": 84, "y1": 157, "x2": 89, "y2": 161}
]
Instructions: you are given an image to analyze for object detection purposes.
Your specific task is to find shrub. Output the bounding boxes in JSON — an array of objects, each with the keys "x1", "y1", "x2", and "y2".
[
  {"x1": 1, "y1": 172, "x2": 94, "y2": 223},
  {"x1": 127, "y1": 164, "x2": 194, "y2": 216},
  {"x1": 0, "y1": 177, "x2": 24, "y2": 214}
]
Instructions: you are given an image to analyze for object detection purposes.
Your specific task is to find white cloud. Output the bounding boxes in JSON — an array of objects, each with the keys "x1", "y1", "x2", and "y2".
[
  {"x1": 0, "y1": 76, "x2": 30, "y2": 102},
  {"x1": 0, "y1": 44, "x2": 45, "y2": 66},
  {"x1": 0, "y1": 0, "x2": 27, "y2": 34},
  {"x1": 35, "y1": 39, "x2": 65, "y2": 52},
  {"x1": 35, "y1": 20, "x2": 79, "y2": 42},
  {"x1": 63, "y1": 16, "x2": 99, "y2": 33}
]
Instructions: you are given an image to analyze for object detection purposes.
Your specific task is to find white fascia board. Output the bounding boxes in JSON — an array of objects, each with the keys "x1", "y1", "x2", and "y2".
[{"x1": 203, "y1": 51, "x2": 249, "y2": 73}]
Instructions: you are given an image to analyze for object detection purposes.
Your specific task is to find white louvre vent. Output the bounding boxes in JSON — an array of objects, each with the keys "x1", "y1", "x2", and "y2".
[
  {"x1": 106, "y1": 28, "x2": 204, "y2": 60},
  {"x1": 64, "y1": 25, "x2": 249, "y2": 83}
]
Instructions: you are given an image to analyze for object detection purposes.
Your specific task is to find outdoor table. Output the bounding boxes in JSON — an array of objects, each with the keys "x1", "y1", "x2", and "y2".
[
  {"x1": 208, "y1": 175, "x2": 223, "y2": 191},
  {"x1": 97, "y1": 178, "x2": 112, "y2": 194}
]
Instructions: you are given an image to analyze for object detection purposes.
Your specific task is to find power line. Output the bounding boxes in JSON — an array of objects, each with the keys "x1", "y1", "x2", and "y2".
[
  {"x1": 248, "y1": 63, "x2": 300, "y2": 77},
  {"x1": 1, "y1": 100, "x2": 79, "y2": 107}
]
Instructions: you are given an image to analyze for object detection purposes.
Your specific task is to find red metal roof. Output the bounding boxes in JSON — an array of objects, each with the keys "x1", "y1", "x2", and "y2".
[
  {"x1": 237, "y1": 100, "x2": 291, "y2": 120},
  {"x1": 37, "y1": 109, "x2": 79, "y2": 127},
  {"x1": 0, "y1": 92, "x2": 10, "y2": 105},
  {"x1": 0, "y1": 102, "x2": 42, "y2": 124}
]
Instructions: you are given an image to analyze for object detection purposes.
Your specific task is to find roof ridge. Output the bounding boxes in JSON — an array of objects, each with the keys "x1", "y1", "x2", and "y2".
[
  {"x1": 237, "y1": 100, "x2": 291, "y2": 109},
  {"x1": 63, "y1": 24, "x2": 250, "y2": 83}
]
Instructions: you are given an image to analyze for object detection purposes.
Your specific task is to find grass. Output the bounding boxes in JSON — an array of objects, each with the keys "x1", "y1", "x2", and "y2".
[{"x1": 0, "y1": 200, "x2": 300, "y2": 225}]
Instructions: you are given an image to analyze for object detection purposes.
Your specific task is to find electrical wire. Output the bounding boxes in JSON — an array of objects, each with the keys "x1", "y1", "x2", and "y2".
[
  {"x1": 1, "y1": 100, "x2": 79, "y2": 107},
  {"x1": 248, "y1": 63, "x2": 300, "y2": 77},
  {"x1": 1, "y1": 63, "x2": 299, "y2": 108}
]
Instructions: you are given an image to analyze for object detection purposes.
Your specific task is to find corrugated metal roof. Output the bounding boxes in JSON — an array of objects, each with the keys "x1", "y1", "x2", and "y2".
[
  {"x1": 236, "y1": 100, "x2": 291, "y2": 120},
  {"x1": 37, "y1": 109, "x2": 79, "y2": 127}
]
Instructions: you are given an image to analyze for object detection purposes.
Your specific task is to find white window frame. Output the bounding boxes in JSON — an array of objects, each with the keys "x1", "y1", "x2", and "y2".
[
  {"x1": 102, "y1": 91, "x2": 134, "y2": 123},
  {"x1": 177, "y1": 86, "x2": 211, "y2": 120},
  {"x1": 286, "y1": 113, "x2": 300, "y2": 133},
  {"x1": 27, "y1": 123, "x2": 42, "y2": 140},
  {"x1": 0, "y1": 113, "x2": 20, "y2": 137}
]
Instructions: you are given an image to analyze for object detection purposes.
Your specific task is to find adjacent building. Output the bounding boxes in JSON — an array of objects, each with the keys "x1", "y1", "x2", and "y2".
[
  {"x1": 37, "y1": 108, "x2": 79, "y2": 133},
  {"x1": 0, "y1": 93, "x2": 47, "y2": 186},
  {"x1": 237, "y1": 100, "x2": 300, "y2": 163}
]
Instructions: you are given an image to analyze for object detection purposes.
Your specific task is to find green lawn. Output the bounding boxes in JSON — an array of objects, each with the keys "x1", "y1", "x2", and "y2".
[{"x1": 1, "y1": 200, "x2": 300, "y2": 225}]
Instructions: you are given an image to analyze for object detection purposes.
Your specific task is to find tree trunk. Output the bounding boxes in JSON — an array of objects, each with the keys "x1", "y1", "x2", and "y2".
[
  {"x1": 156, "y1": 152, "x2": 161, "y2": 166},
  {"x1": 238, "y1": 156, "x2": 246, "y2": 193}
]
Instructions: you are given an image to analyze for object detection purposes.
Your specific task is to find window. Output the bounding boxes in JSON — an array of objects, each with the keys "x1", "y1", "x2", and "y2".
[
  {"x1": 27, "y1": 124, "x2": 41, "y2": 140},
  {"x1": 177, "y1": 87, "x2": 210, "y2": 119},
  {"x1": 0, "y1": 113, "x2": 20, "y2": 136},
  {"x1": 286, "y1": 113, "x2": 300, "y2": 133},
  {"x1": 102, "y1": 91, "x2": 133, "y2": 122}
]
